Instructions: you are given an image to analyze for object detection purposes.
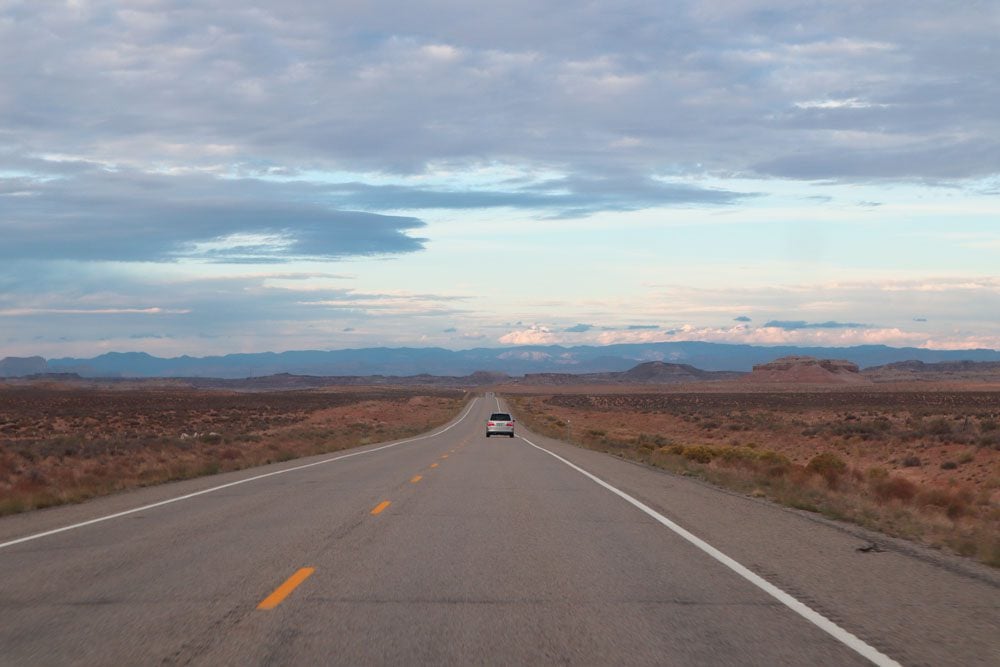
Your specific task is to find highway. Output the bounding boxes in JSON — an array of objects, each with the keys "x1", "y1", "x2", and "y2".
[{"x1": 1, "y1": 395, "x2": 997, "y2": 665}]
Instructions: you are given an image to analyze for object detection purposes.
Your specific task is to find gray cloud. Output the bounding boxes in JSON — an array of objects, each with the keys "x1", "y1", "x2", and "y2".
[
  {"x1": 2, "y1": 1, "x2": 994, "y2": 186},
  {"x1": 626, "y1": 324, "x2": 660, "y2": 330},
  {"x1": 733, "y1": 316, "x2": 752, "y2": 322},
  {"x1": 0, "y1": 163, "x2": 425, "y2": 262},
  {"x1": 324, "y1": 174, "x2": 748, "y2": 216},
  {"x1": 753, "y1": 141, "x2": 1000, "y2": 182},
  {"x1": 763, "y1": 320, "x2": 872, "y2": 330},
  {"x1": 564, "y1": 323, "x2": 594, "y2": 332}
]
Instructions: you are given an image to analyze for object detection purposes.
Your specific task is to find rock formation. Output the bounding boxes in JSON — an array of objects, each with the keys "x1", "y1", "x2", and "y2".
[{"x1": 743, "y1": 355, "x2": 870, "y2": 384}]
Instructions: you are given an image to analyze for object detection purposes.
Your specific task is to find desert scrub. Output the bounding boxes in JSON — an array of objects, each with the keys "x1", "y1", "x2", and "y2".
[
  {"x1": 505, "y1": 390, "x2": 1000, "y2": 568},
  {"x1": 870, "y1": 473, "x2": 917, "y2": 502},
  {"x1": 650, "y1": 444, "x2": 791, "y2": 476},
  {"x1": 807, "y1": 452, "x2": 848, "y2": 487},
  {"x1": 0, "y1": 389, "x2": 467, "y2": 517},
  {"x1": 680, "y1": 445, "x2": 717, "y2": 463}
]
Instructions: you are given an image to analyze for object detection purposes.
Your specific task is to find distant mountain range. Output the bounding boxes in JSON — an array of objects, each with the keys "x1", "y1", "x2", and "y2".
[{"x1": 3, "y1": 342, "x2": 1000, "y2": 379}]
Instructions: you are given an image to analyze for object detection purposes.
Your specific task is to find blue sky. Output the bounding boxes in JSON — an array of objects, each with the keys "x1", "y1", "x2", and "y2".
[{"x1": 1, "y1": 0, "x2": 998, "y2": 357}]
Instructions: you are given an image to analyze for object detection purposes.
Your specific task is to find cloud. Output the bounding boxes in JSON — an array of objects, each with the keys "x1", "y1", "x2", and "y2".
[
  {"x1": 753, "y1": 140, "x2": 1000, "y2": 181},
  {"x1": 481, "y1": 277, "x2": 1000, "y2": 351},
  {"x1": 0, "y1": 307, "x2": 190, "y2": 316},
  {"x1": 0, "y1": 162, "x2": 426, "y2": 263},
  {"x1": 590, "y1": 323, "x2": 1000, "y2": 350},
  {"x1": 794, "y1": 98, "x2": 891, "y2": 110},
  {"x1": 0, "y1": 264, "x2": 475, "y2": 355},
  {"x1": 762, "y1": 320, "x2": 872, "y2": 330},
  {"x1": 2, "y1": 3, "x2": 998, "y2": 358},
  {"x1": 498, "y1": 325, "x2": 557, "y2": 345},
  {"x1": 298, "y1": 290, "x2": 469, "y2": 317},
  {"x1": 626, "y1": 324, "x2": 659, "y2": 330},
  {"x1": 3, "y1": 1, "x2": 994, "y2": 186},
  {"x1": 733, "y1": 316, "x2": 752, "y2": 322},
  {"x1": 324, "y1": 174, "x2": 750, "y2": 216},
  {"x1": 563, "y1": 323, "x2": 593, "y2": 332}
]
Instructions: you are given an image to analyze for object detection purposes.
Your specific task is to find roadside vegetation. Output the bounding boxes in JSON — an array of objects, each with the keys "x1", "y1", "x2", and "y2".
[
  {"x1": 0, "y1": 387, "x2": 467, "y2": 516},
  {"x1": 508, "y1": 391, "x2": 1000, "y2": 568}
]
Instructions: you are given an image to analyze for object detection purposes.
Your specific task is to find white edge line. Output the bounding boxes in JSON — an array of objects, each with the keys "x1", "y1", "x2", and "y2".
[
  {"x1": 518, "y1": 434, "x2": 902, "y2": 667},
  {"x1": 0, "y1": 398, "x2": 481, "y2": 551}
]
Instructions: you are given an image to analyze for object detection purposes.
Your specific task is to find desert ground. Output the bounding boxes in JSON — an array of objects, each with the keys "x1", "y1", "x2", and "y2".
[
  {"x1": 504, "y1": 382, "x2": 1000, "y2": 567},
  {"x1": 0, "y1": 383, "x2": 466, "y2": 515},
  {"x1": 3, "y1": 373, "x2": 999, "y2": 567}
]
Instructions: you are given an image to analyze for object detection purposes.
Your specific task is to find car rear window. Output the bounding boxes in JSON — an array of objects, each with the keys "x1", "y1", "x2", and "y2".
[{"x1": 490, "y1": 413, "x2": 511, "y2": 420}]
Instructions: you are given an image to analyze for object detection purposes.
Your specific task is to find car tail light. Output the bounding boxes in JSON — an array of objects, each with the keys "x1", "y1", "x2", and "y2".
[{"x1": 488, "y1": 422, "x2": 495, "y2": 426}]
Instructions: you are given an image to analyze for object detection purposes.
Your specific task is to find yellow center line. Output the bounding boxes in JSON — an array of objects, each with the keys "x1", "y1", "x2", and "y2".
[
  {"x1": 441, "y1": 454, "x2": 449, "y2": 459},
  {"x1": 371, "y1": 500, "x2": 391, "y2": 515},
  {"x1": 257, "y1": 567, "x2": 315, "y2": 610},
  {"x1": 410, "y1": 475, "x2": 423, "y2": 483},
  {"x1": 430, "y1": 463, "x2": 439, "y2": 468}
]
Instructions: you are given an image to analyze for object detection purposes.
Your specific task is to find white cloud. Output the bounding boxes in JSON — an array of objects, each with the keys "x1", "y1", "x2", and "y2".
[
  {"x1": 552, "y1": 323, "x2": 1000, "y2": 351},
  {"x1": 794, "y1": 98, "x2": 890, "y2": 109},
  {"x1": 498, "y1": 325, "x2": 557, "y2": 345},
  {"x1": 420, "y1": 44, "x2": 462, "y2": 62}
]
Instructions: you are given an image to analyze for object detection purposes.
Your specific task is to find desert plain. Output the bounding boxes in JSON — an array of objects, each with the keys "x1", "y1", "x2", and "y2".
[
  {"x1": 2, "y1": 360, "x2": 999, "y2": 568},
  {"x1": 0, "y1": 382, "x2": 466, "y2": 515}
]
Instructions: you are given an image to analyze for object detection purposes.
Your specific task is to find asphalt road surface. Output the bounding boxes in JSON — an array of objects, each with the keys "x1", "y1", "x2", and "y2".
[{"x1": 1, "y1": 395, "x2": 998, "y2": 665}]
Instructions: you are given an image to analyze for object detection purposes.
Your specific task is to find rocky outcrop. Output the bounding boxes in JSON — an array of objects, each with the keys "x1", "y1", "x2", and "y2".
[{"x1": 743, "y1": 356, "x2": 870, "y2": 384}]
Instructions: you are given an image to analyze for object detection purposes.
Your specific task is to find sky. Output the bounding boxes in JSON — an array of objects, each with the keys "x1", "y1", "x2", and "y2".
[{"x1": 1, "y1": 0, "x2": 999, "y2": 358}]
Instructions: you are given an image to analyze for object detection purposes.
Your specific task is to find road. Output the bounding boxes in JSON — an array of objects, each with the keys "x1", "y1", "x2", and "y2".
[{"x1": 1, "y1": 394, "x2": 997, "y2": 665}]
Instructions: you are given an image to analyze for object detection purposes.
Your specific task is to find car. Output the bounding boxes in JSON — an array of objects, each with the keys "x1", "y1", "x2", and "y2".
[{"x1": 486, "y1": 412, "x2": 515, "y2": 437}]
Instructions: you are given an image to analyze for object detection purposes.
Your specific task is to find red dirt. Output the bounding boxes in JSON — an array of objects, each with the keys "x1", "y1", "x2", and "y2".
[
  {"x1": 0, "y1": 385, "x2": 467, "y2": 514},
  {"x1": 507, "y1": 387, "x2": 1000, "y2": 505}
]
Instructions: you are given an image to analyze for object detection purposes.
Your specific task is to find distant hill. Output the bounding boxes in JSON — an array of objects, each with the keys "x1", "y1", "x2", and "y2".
[
  {"x1": 3, "y1": 342, "x2": 1000, "y2": 379},
  {"x1": 188, "y1": 370, "x2": 511, "y2": 390},
  {"x1": 0, "y1": 356, "x2": 47, "y2": 377},
  {"x1": 864, "y1": 360, "x2": 1000, "y2": 383},
  {"x1": 518, "y1": 361, "x2": 742, "y2": 385}
]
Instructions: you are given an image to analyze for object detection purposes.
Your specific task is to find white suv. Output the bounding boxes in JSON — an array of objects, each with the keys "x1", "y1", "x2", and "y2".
[{"x1": 486, "y1": 413, "x2": 515, "y2": 438}]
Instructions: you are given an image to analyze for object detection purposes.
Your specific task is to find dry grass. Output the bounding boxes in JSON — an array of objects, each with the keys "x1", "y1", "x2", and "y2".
[
  {"x1": 0, "y1": 386, "x2": 467, "y2": 516},
  {"x1": 508, "y1": 390, "x2": 1000, "y2": 567}
]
